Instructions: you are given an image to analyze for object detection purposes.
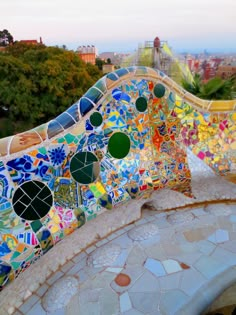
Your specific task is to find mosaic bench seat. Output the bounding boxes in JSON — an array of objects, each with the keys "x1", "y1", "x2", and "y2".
[{"x1": 0, "y1": 66, "x2": 235, "y2": 290}]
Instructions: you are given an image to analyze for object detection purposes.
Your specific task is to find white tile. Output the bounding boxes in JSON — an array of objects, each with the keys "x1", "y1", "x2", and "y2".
[
  {"x1": 162, "y1": 259, "x2": 182, "y2": 274},
  {"x1": 106, "y1": 267, "x2": 123, "y2": 273}
]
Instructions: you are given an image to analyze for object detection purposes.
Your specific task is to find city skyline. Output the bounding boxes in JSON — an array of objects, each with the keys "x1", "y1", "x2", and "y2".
[{"x1": 1, "y1": 0, "x2": 236, "y2": 54}]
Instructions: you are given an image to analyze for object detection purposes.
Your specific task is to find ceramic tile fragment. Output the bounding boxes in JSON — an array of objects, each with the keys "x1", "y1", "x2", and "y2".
[
  {"x1": 162, "y1": 259, "x2": 182, "y2": 274},
  {"x1": 144, "y1": 258, "x2": 166, "y2": 277},
  {"x1": 120, "y1": 292, "x2": 132, "y2": 313}
]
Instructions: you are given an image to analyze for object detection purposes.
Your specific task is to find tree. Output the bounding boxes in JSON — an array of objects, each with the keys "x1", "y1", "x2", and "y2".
[
  {"x1": 0, "y1": 44, "x2": 103, "y2": 137},
  {"x1": 95, "y1": 58, "x2": 105, "y2": 70},
  {"x1": 0, "y1": 29, "x2": 14, "y2": 46},
  {"x1": 6, "y1": 41, "x2": 45, "y2": 57}
]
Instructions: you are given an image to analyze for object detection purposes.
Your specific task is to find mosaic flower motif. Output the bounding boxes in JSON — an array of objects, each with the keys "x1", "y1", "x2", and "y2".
[
  {"x1": 208, "y1": 138, "x2": 221, "y2": 154},
  {"x1": 181, "y1": 125, "x2": 199, "y2": 146},
  {"x1": 198, "y1": 124, "x2": 217, "y2": 142},
  {"x1": 48, "y1": 145, "x2": 66, "y2": 166}
]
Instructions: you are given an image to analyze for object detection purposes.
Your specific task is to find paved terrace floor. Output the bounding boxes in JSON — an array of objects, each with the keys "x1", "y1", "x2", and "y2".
[
  {"x1": 9, "y1": 200, "x2": 236, "y2": 315},
  {"x1": 2, "y1": 151, "x2": 236, "y2": 315}
]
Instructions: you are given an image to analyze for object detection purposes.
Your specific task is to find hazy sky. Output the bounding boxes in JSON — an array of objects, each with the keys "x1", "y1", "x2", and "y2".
[{"x1": 1, "y1": 0, "x2": 236, "y2": 53}]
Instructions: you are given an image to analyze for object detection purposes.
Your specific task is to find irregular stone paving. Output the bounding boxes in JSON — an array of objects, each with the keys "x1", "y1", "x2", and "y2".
[{"x1": 12, "y1": 201, "x2": 236, "y2": 315}]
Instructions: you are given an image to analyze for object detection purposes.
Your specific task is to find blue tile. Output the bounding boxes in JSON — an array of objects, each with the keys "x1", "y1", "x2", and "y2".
[
  {"x1": 106, "y1": 72, "x2": 118, "y2": 81},
  {"x1": 120, "y1": 292, "x2": 132, "y2": 313},
  {"x1": 55, "y1": 112, "x2": 75, "y2": 129},
  {"x1": 80, "y1": 98, "x2": 94, "y2": 116},
  {"x1": 115, "y1": 68, "x2": 129, "y2": 77},
  {"x1": 66, "y1": 103, "x2": 79, "y2": 121},
  {"x1": 94, "y1": 78, "x2": 106, "y2": 93},
  {"x1": 230, "y1": 215, "x2": 236, "y2": 223},
  {"x1": 84, "y1": 87, "x2": 103, "y2": 104},
  {"x1": 47, "y1": 120, "x2": 64, "y2": 139},
  {"x1": 144, "y1": 258, "x2": 166, "y2": 277}
]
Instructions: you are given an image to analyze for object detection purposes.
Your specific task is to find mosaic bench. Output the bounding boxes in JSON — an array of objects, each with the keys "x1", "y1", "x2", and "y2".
[{"x1": 0, "y1": 66, "x2": 235, "y2": 290}]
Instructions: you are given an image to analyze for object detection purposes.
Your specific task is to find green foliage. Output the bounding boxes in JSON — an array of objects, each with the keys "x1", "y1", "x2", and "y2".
[
  {"x1": 181, "y1": 73, "x2": 236, "y2": 100},
  {"x1": 0, "y1": 29, "x2": 13, "y2": 46},
  {"x1": 95, "y1": 57, "x2": 114, "y2": 71},
  {"x1": 198, "y1": 76, "x2": 235, "y2": 100},
  {"x1": 0, "y1": 43, "x2": 103, "y2": 137},
  {"x1": 95, "y1": 58, "x2": 105, "y2": 70},
  {"x1": 181, "y1": 73, "x2": 201, "y2": 95}
]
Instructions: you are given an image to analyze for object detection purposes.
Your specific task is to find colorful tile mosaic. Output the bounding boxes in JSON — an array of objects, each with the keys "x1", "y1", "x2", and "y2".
[{"x1": 0, "y1": 66, "x2": 235, "y2": 290}]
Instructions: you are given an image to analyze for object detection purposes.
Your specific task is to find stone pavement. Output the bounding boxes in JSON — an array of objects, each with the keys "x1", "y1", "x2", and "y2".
[{"x1": 11, "y1": 201, "x2": 236, "y2": 315}]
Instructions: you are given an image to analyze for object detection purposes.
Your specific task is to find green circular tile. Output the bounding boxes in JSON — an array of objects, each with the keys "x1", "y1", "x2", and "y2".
[
  {"x1": 12, "y1": 180, "x2": 53, "y2": 221},
  {"x1": 154, "y1": 83, "x2": 165, "y2": 98},
  {"x1": 70, "y1": 151, "x2": 100, "y2": 184},
  {"x1": 90, "y1": 112, "x2": 103, "y2": 127},
  {"x1": 108, "y1": 132, "x2": 131, "y2": 159},
  {"x1": 135, "y1": 97, "x2": 148, "y2": 112}
]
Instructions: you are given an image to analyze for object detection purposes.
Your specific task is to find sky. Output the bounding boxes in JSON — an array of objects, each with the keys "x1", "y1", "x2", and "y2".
[{"x1": 1, "y1": 0, "x2": 236, "y2": 54}]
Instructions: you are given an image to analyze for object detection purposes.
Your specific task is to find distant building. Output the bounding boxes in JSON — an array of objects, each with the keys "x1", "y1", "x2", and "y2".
[
  {"x1": 201, "y1": 58, "x2": 223, "y2": 80},
  {"x1": 216, "y1": 63, "x2": 236, "y2": 79},
  {"x1": 99, "y1": 52, "x2": 116, "y2": 63},
  {"x1": 19, "y1": 37, "x2": 43, "y2": 45},
  {"x1": 102, "y1": 64, "x2": 115, "y2": 74},
  {"x1": 193, "y1": 60, "x2": 200, "y2": 72},
  {"x1": 99, "y1": 52, "x2": 130, "y2": 67},
  {"x1": 77, "y1": 45, "x2": 97, "y2": 65}
]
